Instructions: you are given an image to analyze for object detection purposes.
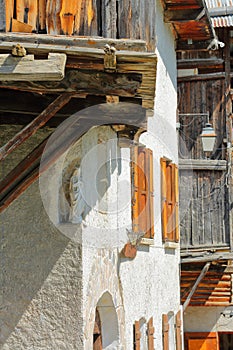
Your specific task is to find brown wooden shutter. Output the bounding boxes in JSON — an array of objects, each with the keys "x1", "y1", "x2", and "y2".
[
  {"x1": 134, "y1": 320, "x2": 141, "y2": 350},
  {"x1": 175, "y1": 311, "x2": 182, "y2": 350},
  {"x1": 162, "y1": 314, "x2": 169, "y2": 350},
  {"x1": 132, "y1": 147, "x2": 154, "y2": 239},
  {"x1": 161, "y1": 158, "x2": 168, "y2": 241},
  {"x1": 147, "y1": 317, "x2": 155, "y2": 350}
]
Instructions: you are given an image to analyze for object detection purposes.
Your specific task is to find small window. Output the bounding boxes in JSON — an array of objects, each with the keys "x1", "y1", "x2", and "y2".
[
  {"x1": 160, "y1": 158, "x2": 179, "y2": 242},
  {"x1": 132, "y1": 146, "x2": 154, "y2": 239}
]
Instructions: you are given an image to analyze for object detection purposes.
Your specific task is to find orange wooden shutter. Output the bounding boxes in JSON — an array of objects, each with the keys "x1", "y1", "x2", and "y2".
[
  {"x1": 5, "y1": 0, "x2": 14, "y2": 31},
  {"x1": 161, "y1": 158, "x2": 168, "y2": 241},
  {"x1": 132, "y1": 146, "x2": 139, "y2": 233},
  {"x1": 185, "y1": 332, "x2": 219, "y2": 350},
  {"x1": 147, "y1": 149, "x2": 154, "y2": 238},
  {"x1": 162, "y1": 314, "x2": 169, "y2": 350},
  {"x1": 174, "y1": 164, "x2": 179, "y2": 242},
  {"x1": 134, "y1": 320, "x2": 141, "y2": 350},
  {"x1": 175, "y1": 311, "x2": 182, "y2": 350},
  {"x1": 132, "y1": 147, "x2": 154, "y2": 238},
  {"x1": 148, "y1": 317, "x2": 155, "y2": 350}
]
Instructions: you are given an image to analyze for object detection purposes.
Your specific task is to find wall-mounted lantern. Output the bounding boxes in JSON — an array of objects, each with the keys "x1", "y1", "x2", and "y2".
[{"x1": 200, "y1": 123, "x2": 217, "y2": 153}]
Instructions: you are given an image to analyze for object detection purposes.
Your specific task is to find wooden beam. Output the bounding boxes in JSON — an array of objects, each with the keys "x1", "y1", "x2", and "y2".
[
  {"x1": 183, "y1": 262, "x2": 211, "y2": 310},
  {"x1": 181, "y1": 252, "x2": 233, "y2": 263},
  {"x1": 176, "y1": 39, "x2": 214, "y2": 52},
  {"x1": 0, "y1": 53, "x2": 67, "y2": 81},
  {"x1": 0, "y1": 33, "x2": 147, "y2": 52},
  {"x1": 178, "y1": 72, "x2": 225, "y2": 82},
  {"x1": 164, "y1": 8, "x2": 205, "y2": 22},
  {"x1": 177, "y1": 58, "x2": 224, "y2": 69},
  {"x1": 179, "y1": 159, "x2": 227, "y2": 171},
  {"x1": 0, "y1": 93, "x2": 72, "y2": 161},
  {"x1": 0, "y1": 70, "x2": 142, "y2": 96},
  {"x1": 0, "y1": 138, "x2": 48, "y2": 202}
]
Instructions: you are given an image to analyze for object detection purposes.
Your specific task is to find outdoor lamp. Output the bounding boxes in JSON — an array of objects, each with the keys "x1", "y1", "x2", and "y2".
[{"x1": 200, "y1": 123, "x2": 217, "y2": 152}]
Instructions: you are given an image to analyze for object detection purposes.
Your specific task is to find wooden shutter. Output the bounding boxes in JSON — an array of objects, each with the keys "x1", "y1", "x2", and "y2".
[
  {"x1": 161, "y1": 159, "x2": 179, "y2": 242},
  {"x1": 134, "y1": 320, "x2": 141, "y2": 350},
  {"x1": 162, "y1": 314, "x2": 169, "y2": 350},
  {"x1": 161, "y1": 158, "x2": 168, "y2": 241},
  {"x1": 175, "y1": 311, "x2": 182, "y2": 350},
  {"x1": 148, "y1": 317, "x2": 155, "y2": 350},
  {"x1": 185, "y1": 332, "x2": 219, "y2": 350},
  {"x1": 132, "y1": 147, "x2": 154, "y2": 239},
  {"x1": 174, "y1": 164, "x2": 179, "y2": 242}
]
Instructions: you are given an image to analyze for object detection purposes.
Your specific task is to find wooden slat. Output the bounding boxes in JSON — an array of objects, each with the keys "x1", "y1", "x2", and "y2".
[
  {"x1": 16, "y1": 0, "x2": 38, "y2": 31},
  {"x1": 147, "y1": 317, "x2": 154, "y2": 350},
  {"x1": 5, "y1": 0, "x2": 14, "y2": 31},
  {"x1": 175, "y1": 311, "x2": 182, "y2": 350},
  {"x1": 0, "y1": 93, "x2": 72, "y2": 161},
  {"x1": 134, "y1": 320, "x2": 141, "y2": 350},
  {"x1": 59, "y1": 0, "x2": 78, "y2": 35},
  {"x1": 38, "y1": 0, "x2": 46, "y2": 32},
  {"x1": 162, "y1": 314, "x2": 169, "y2": 350},
  {"x1": 46, "y1": 0, "x2": 62, "y2": 35}
]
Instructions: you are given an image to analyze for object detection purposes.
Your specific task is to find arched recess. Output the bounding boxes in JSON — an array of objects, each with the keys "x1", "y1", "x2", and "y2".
[{"x1": 94, "y1": 291, "x2": 120, "y2": 350}]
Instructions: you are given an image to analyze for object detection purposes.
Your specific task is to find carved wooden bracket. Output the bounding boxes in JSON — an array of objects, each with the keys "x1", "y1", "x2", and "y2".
[
  {"x1": 0, "y1": 53, "x2": 67, "y2": 81},
  {"x1": 104, "y1": 44, "x2": 117, "y2": 73}
]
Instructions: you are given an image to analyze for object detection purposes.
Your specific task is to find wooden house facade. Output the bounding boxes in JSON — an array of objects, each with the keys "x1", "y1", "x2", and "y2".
[{"x1": 178, "y1": 2, "x2": 233, "y2": 349}]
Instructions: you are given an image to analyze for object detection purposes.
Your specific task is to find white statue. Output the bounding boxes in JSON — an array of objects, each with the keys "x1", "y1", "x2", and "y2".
[{"x1": 69, "y1": 167, "x2": 85, "y2": 224}]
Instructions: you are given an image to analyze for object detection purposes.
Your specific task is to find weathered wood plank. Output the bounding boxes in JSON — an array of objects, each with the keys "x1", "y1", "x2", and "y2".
[
  {"x1": 0, "y1": 69, "x2": 142, "y2": 95},
  {"x1": 0, "y1": 53, "x2": 66, "y2": 81},
  {"x1": 5, "y1": 0, "x2": 14, "y2": 32},
  {"x1": 16, "y1": 0, "x2": 38, "y2": 31},
  {"x1": 0, "y1": 32, "x2": 147, "y2": 51},
  {"x1": 38, "y1": 0, "x2": 46, "y2": 32},
  {"x1": 46, "y1": 0, "x2": 62, "y2": 35},
  {"x1": 59, "y1": 0, "x2": 78, "y2": 35},
  {"x1": 12, "y1": 18, "x2": 33, "y2": 32},
  {"x1": 1, "y1": 0, "x2": 7, "y2": 31},
  {"x1": 0, "y1": 93, "x2": 72, "y2": 161}
]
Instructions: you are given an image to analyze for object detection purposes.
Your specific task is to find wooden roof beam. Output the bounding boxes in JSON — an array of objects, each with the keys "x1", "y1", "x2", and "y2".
[
  {"x1": 164, "y1": 8, "x2": 205, "y2": 22},
  {"x1": 0, "y1": 93, "x2": 72, "y2": 161}
]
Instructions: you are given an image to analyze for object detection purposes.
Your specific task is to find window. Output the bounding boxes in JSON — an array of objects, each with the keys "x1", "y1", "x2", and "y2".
[
  {"x1": 132, "y1": 146, "x2": 154, "y2": 239},
  {"x1": 160, "y1": 158, "x2": 179, "y2": 242}
]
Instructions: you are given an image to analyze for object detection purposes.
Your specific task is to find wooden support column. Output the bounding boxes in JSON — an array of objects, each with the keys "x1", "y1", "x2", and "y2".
[
  {"x1": 0, "y1": 93, "x2": 72, "y2": 161},
  {"x1": 183, "y1": 262, "x2": 211, "y2": 310}
]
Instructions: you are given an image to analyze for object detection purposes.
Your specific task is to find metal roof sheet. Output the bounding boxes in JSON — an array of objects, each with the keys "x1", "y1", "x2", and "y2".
[
  {"x1": 205, "y1": 0, "x2": 233, "y2": 27},
  {"x1": 211, "y1": 15, "x2": 233, "y2": 26},
  {"x1": 205, "y1": 0, "x2": 233, "y2": 8}
]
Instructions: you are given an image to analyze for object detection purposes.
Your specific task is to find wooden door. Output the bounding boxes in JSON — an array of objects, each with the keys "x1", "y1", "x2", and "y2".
[
  {"x1": 185, "y1": 332, "x2": 219, "y2": 350},
  {"x1": 93, "y1": 309, "x2": 102, "y2": 350}
]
